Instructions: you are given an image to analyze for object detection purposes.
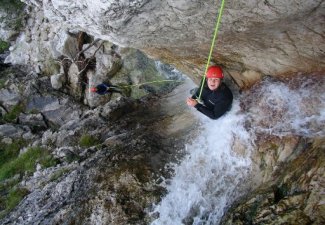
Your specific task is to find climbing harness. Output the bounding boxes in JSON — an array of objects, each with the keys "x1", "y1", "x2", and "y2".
[{"x1": 198, "y1": 0, "x2": 226, "y2": 101}]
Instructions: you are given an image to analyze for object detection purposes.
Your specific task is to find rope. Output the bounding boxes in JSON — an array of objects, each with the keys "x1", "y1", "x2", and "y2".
[
  {"x1": 119, "y1": 79, "x2": 183, "y2": 88},
  {"x1": 198, "y1": 0, "x2": 226, "y2": 100},
  {"x1": 82, "y1": 79, "x2": 183, "y2": 88}
]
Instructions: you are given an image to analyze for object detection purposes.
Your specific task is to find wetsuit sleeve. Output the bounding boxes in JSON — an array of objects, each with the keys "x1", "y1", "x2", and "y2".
[
  {"x1": 96, "y1": 84, "x2": 109, "y2": 95},
  {"x1": 194, "y1": 103, "x2": 215, "y2": 119},
  {"x1": 195, "y1": 99, "x2": 232, "y2": 120}
]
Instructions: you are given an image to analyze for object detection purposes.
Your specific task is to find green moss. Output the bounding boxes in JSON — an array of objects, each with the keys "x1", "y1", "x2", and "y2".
[
  {"x1": 0, "y1": 0, "x2": 25, "y2": 33},
  {"x1": 49, "y1": 168, "x2": 70, "y2": 182},
  {"x1": 65, "y1": 152, "x2": 80, "y2": 163},
  {"x1": 0, "y1": 186, "x2": 29, "y2": 218},
  {"x1": 5, "y1": 187, "x2": 29, "y2": 211},
  {"x1": 39, "y1": 154, "x2": 58, "y2": 168},
  {"x1": 120, "y1": 49, "x2": 178, "y2": 99},
  {"x1": 0, "y1": 145, "x2": 56, "y2": 218},
  {"x1": 0, "y1": 79, "x2": 6, "y2": 89},
  {"x1": 0, "y1": 0, "x2": 25, "y2": 11},
  {"x1": 0, "y1": 147, "x2": 57, "y2": 181},
  {"x1": 27, "y1": 109, "x2": 40, "y2": 114},
  {"x1": 2, "y1": 103, "x2": 25, "y2": 123},
  {"x1": 79, "y1": 134, "x2": 100, "y2": 148},
  {"x1": 0, "y1": 40, "x2": 9, "y2": 54},
  {"x1": 0, "y1": 139, "x2": 27, "y2": 166}
]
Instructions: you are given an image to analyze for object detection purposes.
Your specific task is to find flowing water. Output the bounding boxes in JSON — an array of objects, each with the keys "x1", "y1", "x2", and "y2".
[
  {"x1": 243, "y1": 74, "x2": 325, "y2": 138},
  {"x1": 151, "y1": 73, "x2": 325, "y2": 225}
]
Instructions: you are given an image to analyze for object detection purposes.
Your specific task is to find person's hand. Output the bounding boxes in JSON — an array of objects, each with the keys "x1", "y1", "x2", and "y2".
[{"x1": 186, "y1": 97, "x2": 198, "y2": 107}]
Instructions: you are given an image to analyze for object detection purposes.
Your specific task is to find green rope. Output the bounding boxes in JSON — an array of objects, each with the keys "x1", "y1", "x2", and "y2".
[
  {"x1": 198, "y1": 0, "x2": 226, "y2": 101},
  {"x1": 119, "y1": 79, "x2": 183, "y2": 88}
]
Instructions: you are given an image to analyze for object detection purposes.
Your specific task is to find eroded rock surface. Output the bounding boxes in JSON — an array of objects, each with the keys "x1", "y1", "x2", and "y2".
[
  {"x1": 5, "y1": 0, "x2": 325, "y2": 88},
  {"x1": 0, "y1": 62, "x2": 194, "y2": 224}
]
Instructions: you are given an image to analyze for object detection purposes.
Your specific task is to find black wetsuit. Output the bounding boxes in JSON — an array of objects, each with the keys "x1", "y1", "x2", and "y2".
[
  {"x1": 192, "y1": 82, "x2": 233, "y2": 120},
  {"x1": 95, "y1": 83, "x2": 122, "y2": 95}
]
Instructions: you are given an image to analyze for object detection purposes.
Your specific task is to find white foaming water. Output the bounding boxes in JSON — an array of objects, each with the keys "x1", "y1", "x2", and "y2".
[
  {"x1": 245, "y1": 76, "x2": 325, "y2": 137},
  {"x1": 151, "y1": 101, "x2": 252, "y2": 225},
  {"x1": 151, "y1": 75, "x2": 324, "y2": 225}
]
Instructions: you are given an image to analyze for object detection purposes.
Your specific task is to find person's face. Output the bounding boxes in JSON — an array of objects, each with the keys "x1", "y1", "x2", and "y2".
[{"x1": 207, "y1": 78, "x2": 221, "y2": 91}]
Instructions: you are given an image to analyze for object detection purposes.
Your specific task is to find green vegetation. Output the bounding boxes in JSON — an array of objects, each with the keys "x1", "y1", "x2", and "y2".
[
  {"x1": 7, "y1": 17, "x2": 23, "y2": 31},
  {"x1": 0, "y1": 78, "x2": 6, "y2": 89},
  {"x1": 49, "y1": 168, "x2": 70, "y2": 182},
  {"x1": 0, "y1": 0, "x2": 25, "y2": 32},
  {"x1": 65, "y1": 152, "x2": 80, "y2": 163},
  {"x1": 0, "y1": 39, "x2": 9, "y2": 54},
  {"x1": 2, "y1": 103, "x2": 25, "y2": 123},
  {"x1": 0, "y1": 146, "x2": 57, "y2": 181},
  {"x1": 5, "y1": 187, "x2": 29, "y2": 211},
  {"x1": 0, "y1": 0, "x2": 25, "y2": 11},
  {"x1": 79, "y1": 134, "x2": 101, "y2": 148},
  {"x1": 0, "y1": 184, "x2": 29, "y2": 218},
  {"x1": 0, "y1": 139, "x2": 26, "y2": 166},
  {"x1": 0, "y1": 144, "x2": 57, "y2": 217}
]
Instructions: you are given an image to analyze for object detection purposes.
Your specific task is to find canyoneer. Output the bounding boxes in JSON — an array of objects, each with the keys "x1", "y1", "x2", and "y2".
[
  {"x1": 186, "y1": 65, "x2": 233, "y2": 119},
  {"x1": 90, "y1": 82, "x2": 131, "y2": 97}
]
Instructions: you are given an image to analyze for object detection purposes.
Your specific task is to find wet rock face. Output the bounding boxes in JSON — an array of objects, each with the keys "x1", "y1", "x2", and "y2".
[
  {"x1": 0, "y1": 58, "x2": 193, "y2": 224},
  {"x1": 1, "y1": 1, "x2": 324, "y2": 224},
  {"x1": 222, "y1": 74, "x2": 325, "y2": 225},
  {"x1": 0, "y1": 0, "x2": 25, "y2": 41},
  {"x1": 12, "y1": 0, "x2": 325, "y2": 85},
  {"x1": 221, "y1": 138, "x2": 325, "y2": 225}
]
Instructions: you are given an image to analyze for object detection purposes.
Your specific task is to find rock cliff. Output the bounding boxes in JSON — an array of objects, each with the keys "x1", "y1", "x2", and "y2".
[
  {"x1": 0, "y1": 0, "x2": 325, "y2": 224},
  {"x1": 4, "y1": 0, "x2": 325, "y2": 86}
]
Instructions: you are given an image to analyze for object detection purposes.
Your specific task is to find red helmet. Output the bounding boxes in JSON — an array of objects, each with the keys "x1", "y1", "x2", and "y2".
[
  {"x1": 90, "y1": 87, "x2": 97, "y2": 92},
  {"x1": 206, "y1": 66, "x2": 224, "y2": 79}
]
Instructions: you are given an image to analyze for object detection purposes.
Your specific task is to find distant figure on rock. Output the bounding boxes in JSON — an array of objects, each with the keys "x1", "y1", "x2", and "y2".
[
  {"x1": 90, "y1": 83, "x2": 131, "y2": 97},
  {"x1": 186, "y1": 66, "x2": 233, "y2": 120}
]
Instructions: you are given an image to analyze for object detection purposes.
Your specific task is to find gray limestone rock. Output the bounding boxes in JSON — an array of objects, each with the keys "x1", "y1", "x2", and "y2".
[
  {"x1": 6, "y1": 0, "x2": 323, "y2": 82},
  {"x1": 0, "y1": 124, "x2": 24, "y2": 138},
  {"x1": 18, "y1": 113, "x2": 48, "y2": 130},
  {"x1": 0, "y1": 88, "x2": 21, "y2": 109},
  {"x1": 50, "y1": 72, "x2": 66, "y2": 90}
]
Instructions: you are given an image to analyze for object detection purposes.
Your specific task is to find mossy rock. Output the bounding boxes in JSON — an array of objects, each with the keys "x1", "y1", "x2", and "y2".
[
  {"x1": 79, "y1": 134, "x2": 101, "y2": 148},
  {"x1": 0, "y1": 0, "x2": 25, "y2": 37},
  {"x1": 0, "y1": 40, "x2": 10, "y2": 54},
  {"x1": 112, "y1": 49, "x2": 179, "y2": 99}
]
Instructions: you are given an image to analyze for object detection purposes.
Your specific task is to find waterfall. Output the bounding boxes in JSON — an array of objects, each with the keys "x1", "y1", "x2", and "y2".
[
  {"x1": 151, "y1": 100, "x2": 253, "y2": 225},
  {"x1": 243, "y1": 75, "x2": 325, "y2": 138},
  {"x1": 150, "y1": 73, "x2": 324, "y2": 225}
]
